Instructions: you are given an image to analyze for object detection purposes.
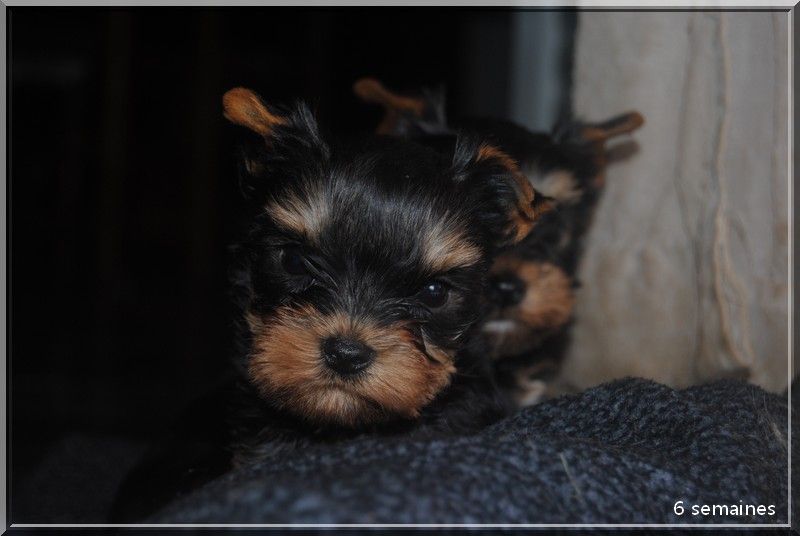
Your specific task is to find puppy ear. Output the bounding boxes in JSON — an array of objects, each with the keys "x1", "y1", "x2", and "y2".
[
  {"x1": 552, "y1": 111, "x2": 644, "y2": 190},
  {"x1": 222, "y1": 87, "x2": 328, "y2": 201},
  {"x1": 579, "y1": 111, "x2": 644, "y2": 143},
  {"x1": 353, "y1": 77, "x2": 427, "y2": 135},
  {"x1": 454, "y1": 140, "x2": 555, "y2": 246},
  {"x1": 222, "y1": 87, "x2": 287, "y2": 138}
]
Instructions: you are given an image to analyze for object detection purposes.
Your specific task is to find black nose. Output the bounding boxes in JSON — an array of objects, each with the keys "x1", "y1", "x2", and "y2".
[
  {"x1": 321, "y1": 337, "x2": 376, "y2": 375},
  {"x1": 490, "y1": 273, "x2": 526, "y2": 307}
]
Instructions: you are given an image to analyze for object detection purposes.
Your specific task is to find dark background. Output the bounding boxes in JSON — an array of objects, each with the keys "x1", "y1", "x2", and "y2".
[{"x1": 8, "y1": 8, "x2": 574, "y2": 522}]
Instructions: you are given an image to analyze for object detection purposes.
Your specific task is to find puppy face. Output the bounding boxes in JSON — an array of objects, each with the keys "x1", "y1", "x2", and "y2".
[
  {"x1": 224, "y1": 88, "x2": 549, "y2": 427},
  {"x1": 483, "y1": 256, "x2": 575, "y2": 357},
  {"x1": 479, "y1": 134, "x2": 591, "y2": 358},
  {"x1": 481, "y1": 112, "x2": 644, "y2": 358}
]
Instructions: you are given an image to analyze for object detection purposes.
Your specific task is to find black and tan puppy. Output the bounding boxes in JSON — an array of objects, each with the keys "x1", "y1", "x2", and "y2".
[
  {"x1": 221, "y1": 87, "x2": 554, "y2": 463},
  {"x1": 353, "y1": 78, "x2": 643, "y2": 406},
  {"x1": 478, "y1": 113, "x2": 644, "y2": 404},
  {"x1": 112, "y1": 84, "x2": 554, "y2": 521}
]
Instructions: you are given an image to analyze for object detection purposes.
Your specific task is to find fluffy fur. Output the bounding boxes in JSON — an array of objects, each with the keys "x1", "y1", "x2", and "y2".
[
  {"x1": 352, "y1": 78, "x2": 643, "y2": 405},
  {"x1": 222, "y1": 87, "x2": 553, "y2": 463},
  {"x1": 112, "y1": 84, "x2": 557, "y2": 520}
]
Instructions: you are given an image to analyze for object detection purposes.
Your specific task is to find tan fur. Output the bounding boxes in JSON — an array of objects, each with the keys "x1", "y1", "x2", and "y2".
[
  {"x1": 352, "y1": 78, "x2": 427, "y2": 135},
  {"x1": 422, "y1": 220, "x2": 482, "y2": 273},
  {"x1": 515, "y1": 261, "x2": 575, "y2": 329},
  {"x1": 580, "y1": 111, "x2": 645, "y2": 143},
  {"x1": 580, "y1": 111, "x2": 645, "y2": 189},
  {"x1": 247, "y1": 306, "x2": 455, "y2": 426},
  {"x1": 532, "y1": 170, "x2": 582, "y2": 204},
  {"x1": 353, "y1": 78, "x2": 427, "y2": 117},
  {"x1": 476, "y1": 144, "x2": 552, "y2": 243},
  {"x1": 483, "y1": 258, "x2": 575, "y2": 358},
  {"x1": 266, "y1": 186, "x2": 481, "y2": 267},
  {"x1": 265, "y1": 186, "x2": 329, "y2": 242},
  {"x1": 476, "y1": 144, "x2": 522, "y2": 174},
  {"x1": 222, "y1": 87, "x2": 287, "y2": 137}
]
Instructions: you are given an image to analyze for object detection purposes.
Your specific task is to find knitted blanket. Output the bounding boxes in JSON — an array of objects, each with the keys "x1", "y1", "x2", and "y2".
[{"x1": 154, "y1": 378, "x2": 789, "y2": 524}]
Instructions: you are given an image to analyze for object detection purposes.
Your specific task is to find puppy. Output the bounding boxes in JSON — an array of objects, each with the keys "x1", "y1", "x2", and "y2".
[
  {"x1": 352, "y1": 78, "x2": 643, "y2": 406},
  {"x1": 221, "y1": 87, "x2": 552, "y2": 463},
  {"x1": 111, "y1": 84, "x2": 554, "y2": 521},
  {"x1": 477, "y1": 113, "x2": 644, "y2": 405}
]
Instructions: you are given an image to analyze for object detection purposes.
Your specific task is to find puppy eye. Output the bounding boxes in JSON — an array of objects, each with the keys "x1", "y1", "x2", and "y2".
[
  {"x1": 280, "y1": 248, "x2": 309, "y2": 276},
  {"x1": 418, "y1": 280, "x2": 449, "y2": 308}
]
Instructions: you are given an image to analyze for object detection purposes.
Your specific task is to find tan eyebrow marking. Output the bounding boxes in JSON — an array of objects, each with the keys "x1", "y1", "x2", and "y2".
[
  {"x1": 422, "y1": 221, "x2": 482, "y2": 273},
  {"x1": 268, "y1": 191, "x2": 481, "y2": 271},
  {"x1": 265, "y1": 187, "x2": 330, "y2": 241}
]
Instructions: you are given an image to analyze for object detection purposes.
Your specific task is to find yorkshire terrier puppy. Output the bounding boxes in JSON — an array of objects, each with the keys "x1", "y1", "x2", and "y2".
[
  {"x1": 112, "y1": 83, "x2": 553, "y2": 521},
  {"x1": 221, "y1": 86, "x2": 553, "y2": 463},
  {"x1": 112, "y1": 82, "x2": 547, "y2": 522},
  {"x1": 353, "y1": 78, "x2": 643, "y2": 406},
  {"x1": 477, "y1": 113, "x2": 644, "y2": 405}
]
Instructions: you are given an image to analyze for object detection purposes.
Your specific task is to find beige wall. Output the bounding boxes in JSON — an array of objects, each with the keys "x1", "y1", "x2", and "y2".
[{"x1": 561, "y1": 12, "x2": 790, "y2": 393}]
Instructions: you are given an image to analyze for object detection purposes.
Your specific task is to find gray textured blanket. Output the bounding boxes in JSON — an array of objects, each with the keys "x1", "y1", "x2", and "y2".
[{"x1": 155, "y1": 378, "x2": 789, "y2": 524}]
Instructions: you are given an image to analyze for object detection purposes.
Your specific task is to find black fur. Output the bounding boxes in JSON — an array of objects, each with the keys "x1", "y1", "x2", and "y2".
[
  {"x1": 377, "y1": 107, "x2": 609, "y2": 281},
  {"x1": 112, "y1": 94, "x2": 538, "y2": 521},
  {"x1": 455, "y1": 116, "x2": 636, "y2": 397},
  {"x1": 112, "y1": 86, "x2": 602, "y2": 521},
  {"x1": 355, "y1": 81, "x2": 641, "y2": 401},
  {"x1": 225, "y1": 100, "x2": 532, "y2": 457},
  {"x1": 456, "y1": 115, "x2": 607, "y2": 276}
]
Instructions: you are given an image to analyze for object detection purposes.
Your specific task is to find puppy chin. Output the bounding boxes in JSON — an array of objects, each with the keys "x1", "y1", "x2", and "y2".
[
  {"x1": 482, "y1": 319, "x2": 540, "y2": 358},
  {"x1": 246, "y1": 306, "x2": 456, "y2": 428},
  {"x1": 264, "y1": 376, "x2": 429, "y2": 428},
  {"x1": 285, "y1": 384, "x2": 385, "y2": 428}
]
